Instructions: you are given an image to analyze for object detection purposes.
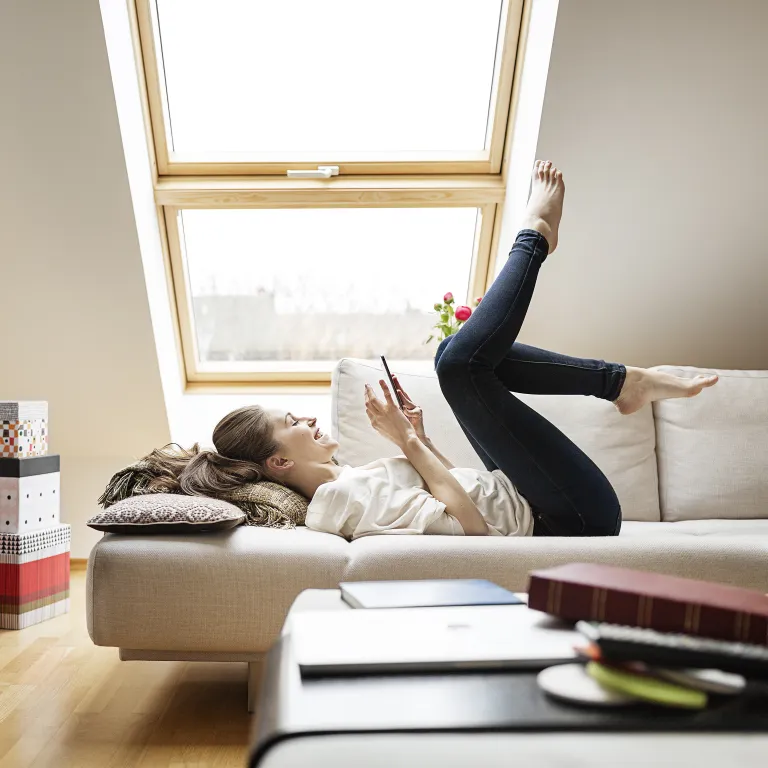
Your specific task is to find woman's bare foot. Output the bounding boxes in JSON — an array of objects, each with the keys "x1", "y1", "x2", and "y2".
[
  {"x1": 613, "y1": 366, "x2": 719, "y2": 415},
  {"x1": 520, "y1": 160, "x2": 566, "y2": 253}
]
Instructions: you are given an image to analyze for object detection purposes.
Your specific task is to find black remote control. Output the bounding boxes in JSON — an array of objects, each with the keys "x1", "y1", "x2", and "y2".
[{"x1": 577, "y1": 622, "x2": 768, "y2": 680}]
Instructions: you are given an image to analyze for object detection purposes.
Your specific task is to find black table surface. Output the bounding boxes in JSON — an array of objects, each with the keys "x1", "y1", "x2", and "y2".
[{"x1": 249, "y1": 635, "x2": 768, "y2": 767}]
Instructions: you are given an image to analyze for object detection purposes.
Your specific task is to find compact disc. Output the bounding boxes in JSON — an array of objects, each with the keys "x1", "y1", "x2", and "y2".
[
  {"x1": 654, "y1": 668, "x2": 746, "y2": 695},
  {"x1": 537, "y1": 663, "x2": 636, "y2": 707}
]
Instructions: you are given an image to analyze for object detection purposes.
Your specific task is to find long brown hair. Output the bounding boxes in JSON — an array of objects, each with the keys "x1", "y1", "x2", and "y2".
[{"x1": 138, "y1": 406, "x2": 281, "y2": 499}]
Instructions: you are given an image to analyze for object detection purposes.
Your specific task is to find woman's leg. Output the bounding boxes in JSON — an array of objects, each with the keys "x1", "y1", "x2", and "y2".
[
  {"x1": 436, "y1": 338, "x2": 626, "y2": 399},
  {"x1": 436, "y1": 161, "x2": 621, "y2": 536},
  {"x1": 435, "y1": 336, "x2": 625, "y2": 474}
]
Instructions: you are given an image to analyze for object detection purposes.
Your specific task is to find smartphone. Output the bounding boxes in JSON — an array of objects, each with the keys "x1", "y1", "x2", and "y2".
[{"x1": 380, "y1": 355, "x2": 405, "y2": 409}]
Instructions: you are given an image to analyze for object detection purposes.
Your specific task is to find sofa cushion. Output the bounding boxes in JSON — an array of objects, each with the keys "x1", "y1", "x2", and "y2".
[
  {"x1": 343, "y1": 523, "x2": 768, "y2": 595},
  {"x1": 87, "y1": 493, "x2": 245, "y2": 534},
  {"x1": 653, "y1": 366, "x2": 768, "y2": 522},
  {"x1": 332, "y1": 358, "x2": 660, "y2": 522}
]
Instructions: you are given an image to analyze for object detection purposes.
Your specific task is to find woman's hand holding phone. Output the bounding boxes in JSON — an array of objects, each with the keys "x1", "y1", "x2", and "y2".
[
  {"x1": 364, "y1": 381, "x2": 418, "y2": 450},
  {"x1": 373, "y1": 356, "x2": 431, "y2": 449},
  {"x1": 393, "y1": 377, "x2": 427, "y2": 442},
  {"x1": 366, "y1": 377, "x2": 455, "y2": 470}
]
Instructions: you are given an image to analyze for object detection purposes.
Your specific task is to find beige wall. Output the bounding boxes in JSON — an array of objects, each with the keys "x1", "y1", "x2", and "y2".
[
  {"x1": 513, "y1": 0, "x2": 768, "y2": 368},
  {"x1": 0, "y1": 0, "x2": 171, "y2": 557}
]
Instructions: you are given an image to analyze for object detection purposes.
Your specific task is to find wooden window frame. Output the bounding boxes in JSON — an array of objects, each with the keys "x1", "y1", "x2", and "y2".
[
  {"x1": 129, "y1": 0, "x2": 529, "y2": 389},
  {"x1": 135, "y1": 0, "x2": 524, "y2": 176},
  {"x1": 162, "y1": 179, "x2": 503, "y2": 384}
]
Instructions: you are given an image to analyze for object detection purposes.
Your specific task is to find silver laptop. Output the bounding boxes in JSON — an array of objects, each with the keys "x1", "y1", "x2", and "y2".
[{"x1": 291, "y1": 604, "x2": 579, "y2": 676}]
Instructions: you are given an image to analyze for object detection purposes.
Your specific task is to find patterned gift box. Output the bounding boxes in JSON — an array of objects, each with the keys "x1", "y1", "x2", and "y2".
[
  {"x1": 0, "y1": 402, "x2": 48, "y2": 458},
  {"x1": 0, "y1": 524, "x2": 70, "y2": 629},
  {"x1": 0, "y1": 456, "x2": 60, "y2": 534}
]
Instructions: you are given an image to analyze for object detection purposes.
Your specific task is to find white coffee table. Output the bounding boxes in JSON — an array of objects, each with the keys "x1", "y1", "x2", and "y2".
[{"x1": 249, "y1": 589, "x2": 768, "y2": 768}]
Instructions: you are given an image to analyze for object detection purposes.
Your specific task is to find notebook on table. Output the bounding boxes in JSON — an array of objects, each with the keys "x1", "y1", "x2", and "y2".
[{"x1": 339, "y1": 579, "x2": 524, "y2": 609}]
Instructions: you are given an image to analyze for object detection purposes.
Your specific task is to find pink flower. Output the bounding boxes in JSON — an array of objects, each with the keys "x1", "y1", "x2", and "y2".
[
  {"x1": 455, "y1": 305, "x2": 472, "y2": 322},
  {"x1": 443, "y1": 292, "x2": 454, "y2": 303},
  {"x1": 475, "y1": 296, "x2": 483, "y2": 304}
]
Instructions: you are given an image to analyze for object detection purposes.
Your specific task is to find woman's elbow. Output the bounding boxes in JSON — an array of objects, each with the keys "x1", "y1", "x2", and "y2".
[
  {"x1": 456, "y1": 518, "x2": 489, "y2": 536},
  {"x1": 443, "y1": 501, "x2": 487, "y2": 536}
]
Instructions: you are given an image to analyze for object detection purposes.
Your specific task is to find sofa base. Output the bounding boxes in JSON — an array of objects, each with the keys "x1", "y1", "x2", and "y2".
[{"x1": 119, "y1": 648, "x2": 265, "y2": 713}]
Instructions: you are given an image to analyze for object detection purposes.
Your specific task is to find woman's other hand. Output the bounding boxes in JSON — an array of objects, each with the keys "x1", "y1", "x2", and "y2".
[
  {"x1": 393, "y1": 377, "x2": 427, "y2": 442},
  {"x1": 365, "y1": 381, "x2": 418, "y2": 449}
]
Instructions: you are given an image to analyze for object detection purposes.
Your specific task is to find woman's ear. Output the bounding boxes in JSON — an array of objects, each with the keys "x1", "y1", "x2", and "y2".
[{"x1": 265, "y1": 455, "x2": 294, "y2": 475}]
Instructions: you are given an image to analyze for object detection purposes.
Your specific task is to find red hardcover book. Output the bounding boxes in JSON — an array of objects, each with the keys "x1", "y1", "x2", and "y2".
[{"x1": 527, "y1": 563, "x2": 768, "y2": 646}]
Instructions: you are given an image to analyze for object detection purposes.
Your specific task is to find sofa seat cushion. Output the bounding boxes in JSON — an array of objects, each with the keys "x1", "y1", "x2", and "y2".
[
  {"x1": 654, "y1": 366, "x2": 768, "y2": 522},
  {"x1": 332, "y1": 359, "x2": 660, "y2": 522},
  {"x1": 86, "y1": 526, "x2": 349, "y2": 654},
  {"x1": 343, "y1": 527, "x2": 768, "y2": 597},
  {"x1": 88, "y1": 523, "x2": 768, "y2": 656}
]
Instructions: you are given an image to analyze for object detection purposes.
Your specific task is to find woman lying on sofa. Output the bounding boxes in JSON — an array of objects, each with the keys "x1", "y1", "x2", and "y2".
[{"x1": 150, "y1": 162, "x2": 719, "y2": 539}]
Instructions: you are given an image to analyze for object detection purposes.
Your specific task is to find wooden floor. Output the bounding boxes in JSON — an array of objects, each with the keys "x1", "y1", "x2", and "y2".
[{"x1": 0, "y1": 571, "x2": 252, "y2": 767}]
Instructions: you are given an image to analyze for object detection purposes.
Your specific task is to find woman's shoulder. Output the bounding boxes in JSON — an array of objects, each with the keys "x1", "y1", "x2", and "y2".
[
  {"x1": 311, "y1": 464, "x2": 366, "y2": 498},
  {"x1": 308, "y1": 465, "x2": 375, "y2": 515},
  {"x1": 311, "y1": 457, "x2": 410, "y2": 501}
]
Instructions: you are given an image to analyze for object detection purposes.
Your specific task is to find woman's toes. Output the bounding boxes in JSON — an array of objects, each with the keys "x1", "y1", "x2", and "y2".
[
  {"x1": 679, "y1": 374, "x2": 718, "y2": 397},
  {"x1": 692, "y1": 374, "x2": 719, "y2": 393}
]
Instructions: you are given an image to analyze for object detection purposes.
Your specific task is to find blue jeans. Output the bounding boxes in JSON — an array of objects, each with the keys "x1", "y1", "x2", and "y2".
[{"x1": 434, "y1": 229, "x2": 625, "y2": 537}]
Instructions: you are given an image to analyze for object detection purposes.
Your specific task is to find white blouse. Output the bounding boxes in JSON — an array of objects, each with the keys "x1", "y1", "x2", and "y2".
[{"x1": 305, "y1": 456, "x2": 533, "y2": 541}]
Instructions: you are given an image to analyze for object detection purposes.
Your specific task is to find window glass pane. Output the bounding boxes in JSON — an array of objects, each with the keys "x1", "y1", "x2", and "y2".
[
  {"x1": 180, "y1": 208, "x2": 478, "y2": 364},
  {"x1": 156, "y1": 0, "x2": 503, "y2": 155}
]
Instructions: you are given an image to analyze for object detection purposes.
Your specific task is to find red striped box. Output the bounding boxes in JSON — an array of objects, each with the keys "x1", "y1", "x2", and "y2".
[{"x1": 0, "y1": 524, "x2": 70, "y2": 629}]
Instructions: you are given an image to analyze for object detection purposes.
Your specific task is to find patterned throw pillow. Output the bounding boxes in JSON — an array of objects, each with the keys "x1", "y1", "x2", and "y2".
[{"x1": 87, "y1": 493, "x2": 245, "y2": 534}]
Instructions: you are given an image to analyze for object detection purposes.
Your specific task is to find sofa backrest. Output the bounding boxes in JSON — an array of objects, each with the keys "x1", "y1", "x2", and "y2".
[
  {"x1": 653, "y1": 366, "x2": 768, "y2": 522},
  {"x1": 332, "y1": 359, "x2": 660, "y2": 522}
]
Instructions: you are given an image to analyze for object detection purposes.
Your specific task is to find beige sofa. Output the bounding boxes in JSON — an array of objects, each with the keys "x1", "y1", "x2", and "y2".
[{"x1": 87, "y1": 360, "x2": 768, "y2": 708}]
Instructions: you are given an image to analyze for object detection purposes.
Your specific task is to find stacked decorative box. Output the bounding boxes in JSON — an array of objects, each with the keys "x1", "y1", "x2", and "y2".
[{"x1": 0, "y1": 402, "x2": 69, "y2": 629}]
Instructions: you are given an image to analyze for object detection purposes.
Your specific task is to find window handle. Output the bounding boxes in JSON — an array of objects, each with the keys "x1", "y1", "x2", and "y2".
[{"x1": 286, "y1": 166, "x2": 340, "y2": 179}]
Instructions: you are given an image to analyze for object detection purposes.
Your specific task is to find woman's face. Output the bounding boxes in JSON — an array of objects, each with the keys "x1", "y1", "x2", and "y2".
[{"x1": 267, "y1": 410, "x2": 339, "y2": 468}]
